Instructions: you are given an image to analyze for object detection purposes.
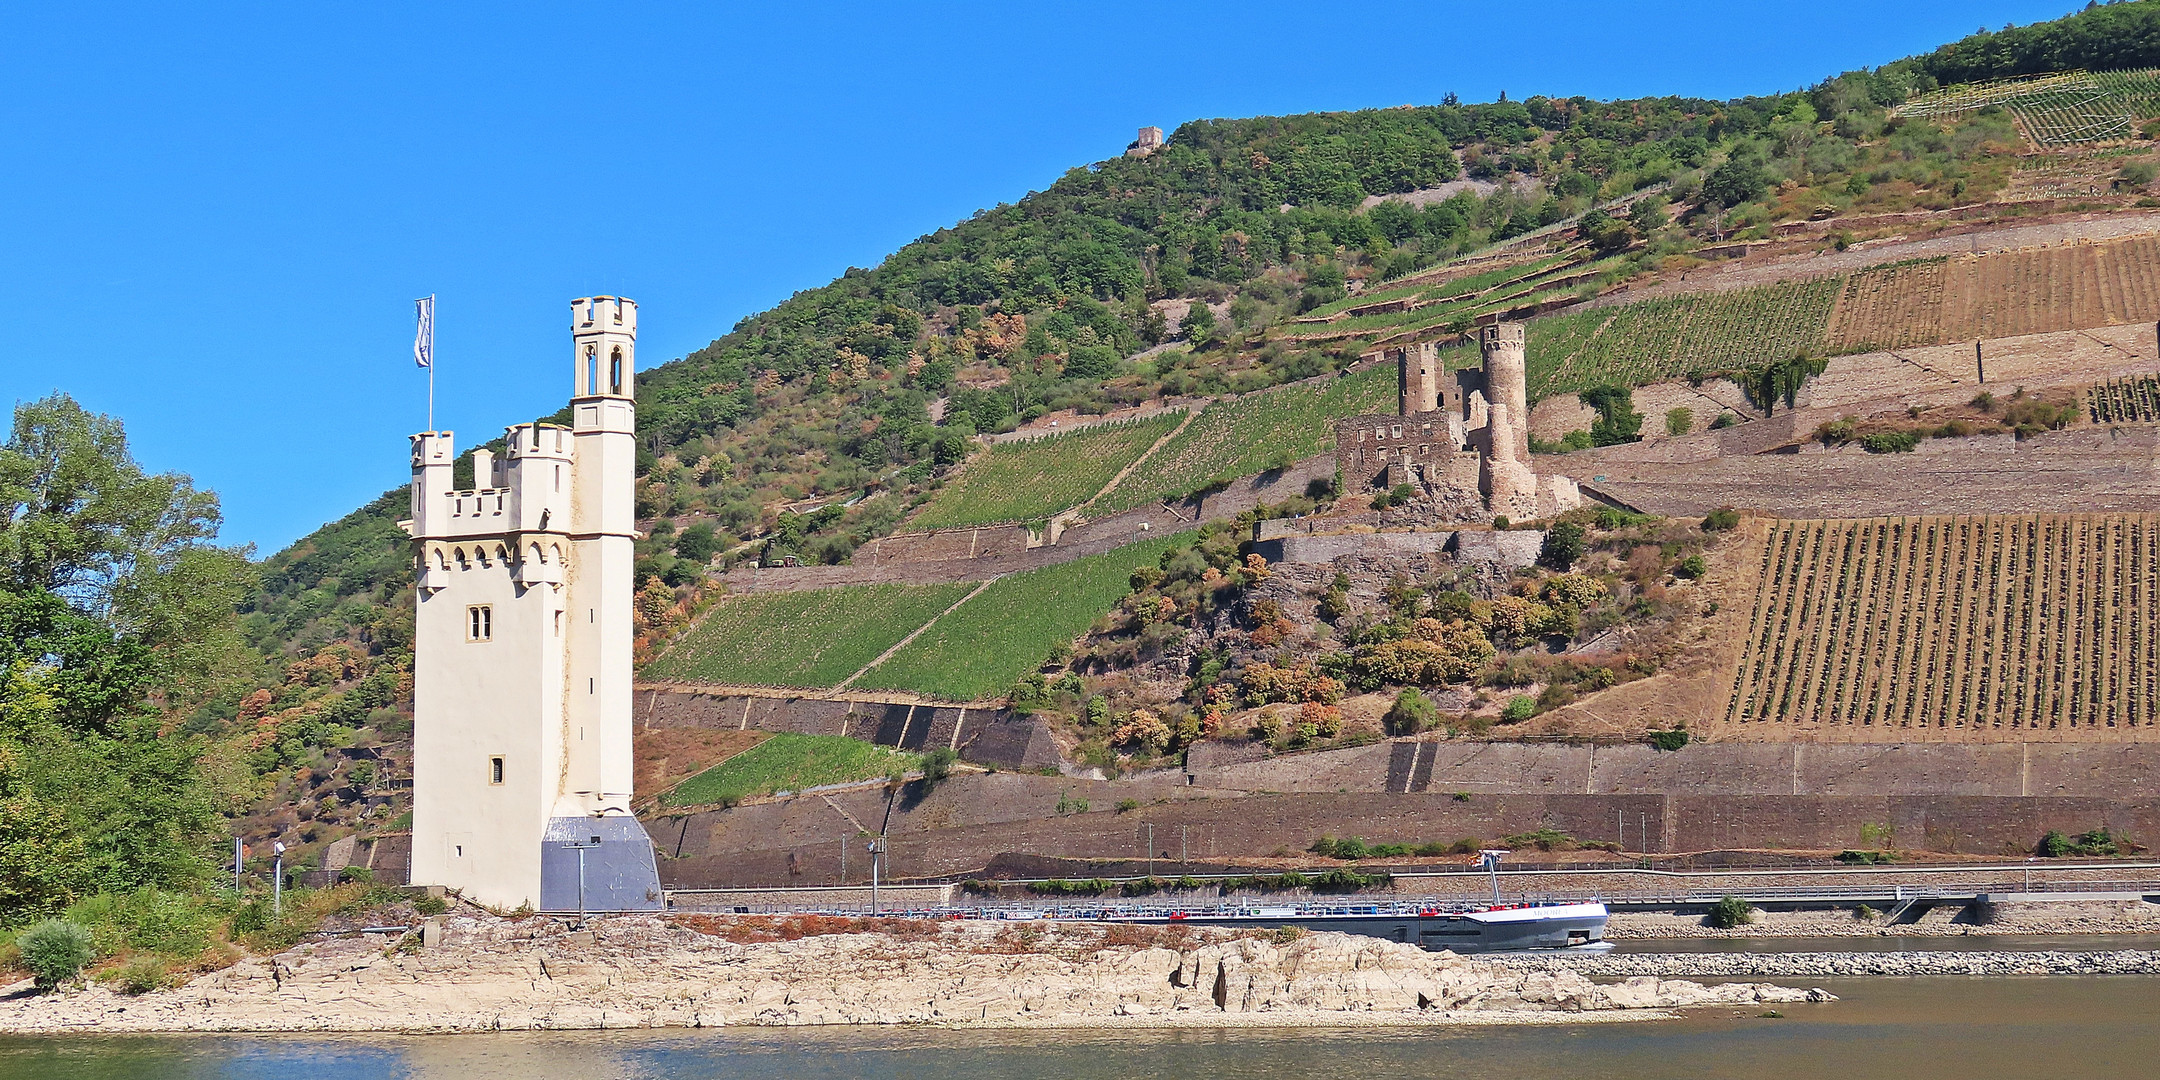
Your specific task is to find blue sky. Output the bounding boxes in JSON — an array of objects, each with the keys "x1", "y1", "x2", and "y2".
[{"x1": 5, "y1": 1, "x2": 2079, "y2": 554}]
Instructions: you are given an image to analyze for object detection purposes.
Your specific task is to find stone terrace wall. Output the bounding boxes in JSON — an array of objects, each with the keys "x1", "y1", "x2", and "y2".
[
  {"x1": 1193, "y1": 739, "x2": 2160, "y2": 798},
  {"x1": 857, "y1": 526, "x2": 1031, "y2": 565},
  {"x1": 1568, "y1": 426, "x2": 2160, "y2": 518},
  {"x1": 639, "y1": 687, "x2": 1058, "y2": 770},
  {"x1": 650, "y1": 770, "x2": 2160, "y2": 887},
  {"x1": 716, "y1": 454, "x2": 1336, "y2": 593}
]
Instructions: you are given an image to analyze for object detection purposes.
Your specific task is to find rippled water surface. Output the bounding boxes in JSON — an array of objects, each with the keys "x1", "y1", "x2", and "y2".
[{"x1": 6, "y1": 976, "x2": 2160, "y2": 1080}]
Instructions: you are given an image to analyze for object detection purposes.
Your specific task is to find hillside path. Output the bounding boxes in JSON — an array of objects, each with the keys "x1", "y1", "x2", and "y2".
[
  {"x1": 832, "y1": 578, "x2": 995, "y2": 692},
  {"x1": 1075, "y1": 404, "x2": 1199, "y2": 515}
]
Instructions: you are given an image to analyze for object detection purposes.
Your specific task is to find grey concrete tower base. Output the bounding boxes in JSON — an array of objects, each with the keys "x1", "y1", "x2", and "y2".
[{"x1": 540, "y1": 814, "x2": 664, "y2": 912}]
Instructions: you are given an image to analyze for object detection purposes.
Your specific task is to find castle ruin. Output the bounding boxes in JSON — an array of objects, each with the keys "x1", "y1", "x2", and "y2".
[
  {"x1": 1334, "y1": 322, "x2": 1580, "y2": 519},
  {"x1": 1127, "y1": 126, "x2": 1164, "y2": 158}
]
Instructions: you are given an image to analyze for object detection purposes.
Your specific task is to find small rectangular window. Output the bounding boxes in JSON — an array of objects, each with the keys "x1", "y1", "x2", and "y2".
[
  {"x1": 489, "y1": 756, "x2": 504, "y2": 785},
  {"x1": 467, "y1": 605, "x2": 492, "y2": 642}
]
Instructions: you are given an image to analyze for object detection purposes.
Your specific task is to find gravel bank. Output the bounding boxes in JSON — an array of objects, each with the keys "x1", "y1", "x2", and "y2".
[
  {"x1": 1608, "y1": 899, "x2": 2160, "y2": 939},
  {"x1": 1525, "y1": 949, "x2": 2160, "y2": 978}
]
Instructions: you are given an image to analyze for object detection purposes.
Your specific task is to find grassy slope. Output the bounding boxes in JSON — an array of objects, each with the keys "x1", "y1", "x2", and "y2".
[
  {"x1": 854, "y1": 533, "x2": 1189, "y2": 701},
  {"x1": 662, "y1": 733, "x2": 918, "y2": 807},
  {"x1": 906, "y1": 412, "x2": 1184, "y2": 531},
  {"x1": 643, "y1": 582, "x2": 976, "y2": 688},
  {"x1": 1091, "y1": 365, "x2": 1396, "y2": 514}
]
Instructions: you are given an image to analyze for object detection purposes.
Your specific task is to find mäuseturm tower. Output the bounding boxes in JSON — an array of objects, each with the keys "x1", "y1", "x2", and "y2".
[{"x1": 405, "y1": 296, "x2": 662, "y2": 912}]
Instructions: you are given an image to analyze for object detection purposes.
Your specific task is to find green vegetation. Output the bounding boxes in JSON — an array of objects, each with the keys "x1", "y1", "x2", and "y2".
[
  {"x1": 1528, "y1": 277, "x2": 1843, "y2": 400},
  {"x1": 1647, "y1": 728, "x2": 1690, "y2": 752},
  {"x1": 662, "y1": 733, "x2": 918, "y2": 807},
  {"x1": 1382, "y1": 688, "x2": 1438, "y2": 736},
  {"x1": 1501, "y1": 695, "x2": 1538, "y2": 722},
  {"x1": 1706, "y1": 895, "x2": 1756, "y2": 929},
  {"x1": 1090, "y1": 366, "x2": 1395, "y2": 513},
  {"x1": 16, "y1": 920, "x2": 94, "y2": 991},
  {"x1": 856, "y1": 533, "x2": 1188, "y2": 701},
  {"x1": 2038, "y1": 827, "x2": 2124, "y2": 858},
  {"x1": 1836, "y1": 850, "x2": 1896, "y2": 865},
  {"x1": 906, "y1": 412, "x2": 1183, "y2": 530},
  {"x1": 643, "y1": 582, "x2": 975, "y2": 688}
]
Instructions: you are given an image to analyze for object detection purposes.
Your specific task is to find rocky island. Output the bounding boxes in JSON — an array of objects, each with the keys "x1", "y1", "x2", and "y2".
[{"x1": 0, "y1": 915, "x2": 1824, "y2": 1034}]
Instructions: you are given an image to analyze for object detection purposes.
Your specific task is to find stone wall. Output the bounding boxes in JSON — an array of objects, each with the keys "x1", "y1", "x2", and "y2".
[
  {"x1": 714, "y1": 454, "x2": 1337, "y2": 594},
  {"x1": 647, "y1": 764, "x2": 2160, "y2": 887},
  {"x1": 857, "y1": 526, "x2": 1031, "y2": 565},
  {"x1": 637, "y1": 686, "x2": 1058, "y2": 769},
  {"x1": 1562, "y1": 425, "x2": 2160, "y2": 518}
]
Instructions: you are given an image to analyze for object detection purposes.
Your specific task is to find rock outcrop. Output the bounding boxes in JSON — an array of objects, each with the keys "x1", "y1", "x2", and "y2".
[{"x1": 0, "y1": 917, "x2": 1824, "y2": 1033}]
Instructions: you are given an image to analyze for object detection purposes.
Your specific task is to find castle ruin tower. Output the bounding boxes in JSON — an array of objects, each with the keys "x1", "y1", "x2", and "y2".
[
  {"x1": 405, "y1": 296, "x2": 662, "y2": 913},
  {"x1": 1479, "y1": 322, "x2": 1530, "y2": 461},
  {"x1": 1481, "y1": 401, "x2": 1540, "y2": 519},
  {"x1": 1399, "y1": 342, "x2": 1440, "y2": 416}
]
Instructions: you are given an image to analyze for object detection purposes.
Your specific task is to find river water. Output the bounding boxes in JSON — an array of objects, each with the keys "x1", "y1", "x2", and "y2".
[{"x1": 7, "y1": 975, "x2": 2160, "y2": 1080}]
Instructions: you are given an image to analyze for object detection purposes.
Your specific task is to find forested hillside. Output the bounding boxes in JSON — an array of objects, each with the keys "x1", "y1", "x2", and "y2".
[{"x1": 219, "y1": 0, "x2": 2160, "y2": 779}]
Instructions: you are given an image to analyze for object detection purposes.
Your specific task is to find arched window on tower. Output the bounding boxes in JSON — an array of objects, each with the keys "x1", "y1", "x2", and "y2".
[
  {"x1": 585, "y1": 344, "x2": 599, "y2": 396},
  {"x1": 610, "y1": 346, "x2": 623, "y2": 395}
]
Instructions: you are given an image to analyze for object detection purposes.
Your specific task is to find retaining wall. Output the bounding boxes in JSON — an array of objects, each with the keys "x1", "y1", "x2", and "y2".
[
  {"x1": 647, "y1": 767, "x2": 2160, "y2": 888},
  {"x1": 638, "y1": 686, "x2": 1059, "y2": 770}
]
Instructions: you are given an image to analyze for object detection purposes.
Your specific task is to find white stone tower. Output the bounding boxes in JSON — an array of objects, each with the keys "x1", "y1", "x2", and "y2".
[{"x1": 405, "y1": 296, "x2": 661, "y2": 912}]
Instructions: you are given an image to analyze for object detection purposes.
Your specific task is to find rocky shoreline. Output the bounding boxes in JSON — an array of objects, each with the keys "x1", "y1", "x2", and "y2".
[
  {"x1": 1534, "y1": 950, "x2": 2160, "y2": 978},
  {"x1": 0, "y1": 915, "x2": 1820, "y2": 1034}
]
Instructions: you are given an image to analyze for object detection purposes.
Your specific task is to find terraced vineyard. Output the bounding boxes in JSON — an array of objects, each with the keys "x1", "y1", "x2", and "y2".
[
  {"x1": 1526, "y1": 277, "x2": 1843, "y2": 399},
  {"x1": 2089, "y1": 376, "x2": 2160, "y2": 423},
  {"x1": 1821, "y1": 259, "x2": 1949, "y2": 353},
  {"x1": 1521, "y1": 233, "x2": 2160, "y2": 400},
  {"x1": 906, "y1": 411, "x2": 1183, "y2": 531},
  {"x1": 643, "y1": 582, "x2": 976, "y2": 689},
  {"x1": 661, "y1": 733, "x2": 919, "y2": 808},
  {"x1": 1090, "y1": 365, "x2": 1395, "y2": 514},
  {"x1": 1896, "y1": 69, "x2": 2142, "y2": 145},
  {"x1": 853, "y1": 533, "x2": 1188, "y2": 701},
  {"x1": 1723, "y1": 515, "x2": 2160, "y2": 733}
]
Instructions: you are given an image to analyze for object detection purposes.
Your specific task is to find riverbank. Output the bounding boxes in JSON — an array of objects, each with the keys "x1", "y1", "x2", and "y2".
[
  {"x1": 1533, "y1": 949, "x2": 2160, "y2": 978},
  {"x1": 0, "y1": 915, "x2": 1818, "y2": 1034},
  {"x1": 1607, "y1": 897, "x2": 2160, "y2": 938}
]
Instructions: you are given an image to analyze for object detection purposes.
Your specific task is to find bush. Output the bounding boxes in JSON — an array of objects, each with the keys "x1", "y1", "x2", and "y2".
[
  {"x1": 2039, "y1": 827, "x2": 2122, "y2": 857},
  {"x1": 1500, "y1": 695, "x2": 1537, "y2": 722},
  {"x1": 1709, "y1": 411, "x2": 1741, "y2": 430},
  {"x1": 1383, "y1": 688, "x2": 1438, "y2": 736},
  {"x1": 112, "y1": 956, "x2": 169, "y2": 995},
  {"x1": 18, "y1": 921, "x2": 95, "y2": 991},
  {"x1": 413, "y1": 894, "x2": 449, "y2": 917},
  {"x1": 1665, "y1": 407, "x2": 1693, "y2": 436},
  {"x1": 920, "y1": 747, "x2": 958, "y2": 788},
  {"x1": 1836, "y1": 850, "x2": 1895, "y2": 864},
  {"x1": 1705, "y1": 895, "x2": 1755, "y2": 929},
  {"x1": 1674, "y1": 554, "x2": 1707, "y2": 579},
  {"x1": 1701, "y1": 506, "x2": 1741, "y2": 532},
  {"x1": 1538, "y1": 522, "x2": 1586, "y2": 570},
  {"x1": 1647, "y1": 728, "x2": 1689, "y2": 751},
  {"x1": 1861, "y1": 430, "x2": 1921, "y2": 454},
  {"x1": 337, "y1": 866, "x2": 375, "y2": 885}
]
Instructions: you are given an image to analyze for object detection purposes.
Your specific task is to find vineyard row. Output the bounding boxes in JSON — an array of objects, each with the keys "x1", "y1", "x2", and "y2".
[
  {"x1": 1725, "y1": 515, "x2": 2159, "y2": 733},
  {"x1": 2089, "y1": 376, "x2": 2160, "y2": 423}
]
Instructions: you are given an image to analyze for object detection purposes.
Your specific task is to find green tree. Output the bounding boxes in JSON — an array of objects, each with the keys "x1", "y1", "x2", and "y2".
[
  {"x1": 1383, "y1": 688, "x2": 1438, "y2": 736},
  {"x1": 1538, "y1": 522, "x2": 1587, "y2": 570},
  {"x1": 674, "y1": 521, "x2": 721, "y2": 564},
  {"x1": 1703, "y1": 148, "x2": 1770, "y2": 207}
]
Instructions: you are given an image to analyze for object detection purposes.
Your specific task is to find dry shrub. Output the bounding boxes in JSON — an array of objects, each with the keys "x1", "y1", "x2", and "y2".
[{"x1": 670, "y1": 913, "x2": 950, "y2": 943}]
